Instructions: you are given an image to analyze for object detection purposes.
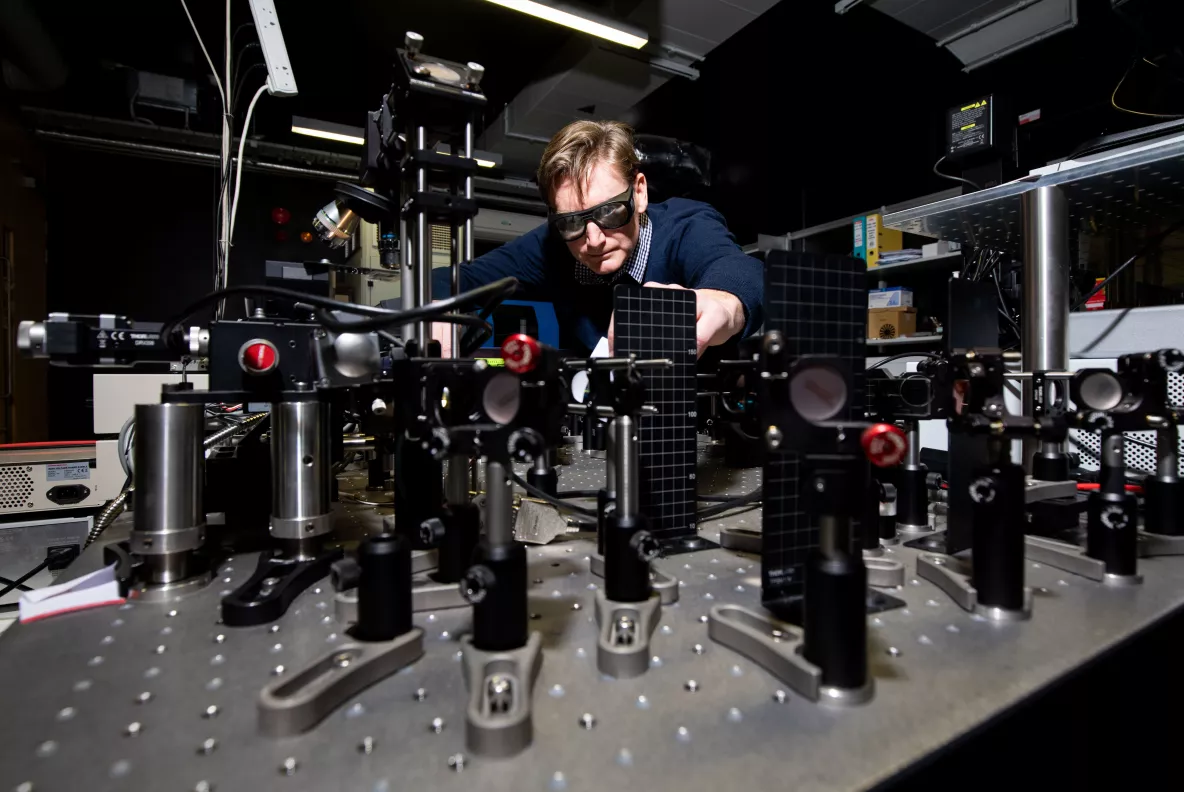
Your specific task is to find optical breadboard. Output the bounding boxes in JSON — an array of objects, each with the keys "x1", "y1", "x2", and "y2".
[
  {"x1": 612, "y1": 285, "x2": 698, "y2": 540},
  {"x1": 761, "y1": 251, "x2": 867, "y2": 610}
]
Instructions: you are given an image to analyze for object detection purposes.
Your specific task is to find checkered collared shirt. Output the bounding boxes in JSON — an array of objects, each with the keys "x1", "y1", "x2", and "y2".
[{"x1": 572, "y1": 211, "x2": 651, "y2": 286}]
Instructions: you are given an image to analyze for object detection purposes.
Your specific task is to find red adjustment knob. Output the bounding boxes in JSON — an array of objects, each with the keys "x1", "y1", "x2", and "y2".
[
  {"x1": 240, "y1": 339, "x2": 279, "y2": 375},
  {"x1": 861, "y1": 423, "x2": 907, "y2": 468},
  {"x1": 501, "y1": 333, "x2": 540, "y2": 374}
]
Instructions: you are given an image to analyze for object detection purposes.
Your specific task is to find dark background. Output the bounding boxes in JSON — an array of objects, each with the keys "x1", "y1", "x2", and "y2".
[{"x1": 4, "y1": 0, "x2": 1184, "y2": 438}]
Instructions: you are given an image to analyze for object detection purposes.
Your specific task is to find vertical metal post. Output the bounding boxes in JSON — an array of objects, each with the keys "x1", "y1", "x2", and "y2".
[
  {"x1": 485, "y1": 460, "x2": 513, "y2": 546},
  {"x1": 400, "y1": 213, "x2": 414, "y2": 344},
  {"x1": 414, "y1": 126, "x2": 432, "y2": 350},
  {"x1": 614, "y1": 416, "x2": 637, "y2": 518},
  {"x1": 458, "y1": 120, "x2": 475, "y2": 357},
  {"x1": 1021, "y1": 186, "x2": 1069, "y2": 471}
]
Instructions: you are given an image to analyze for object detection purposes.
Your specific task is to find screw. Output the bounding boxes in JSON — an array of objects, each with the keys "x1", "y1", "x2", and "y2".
[
  {"x1": 684, "y1": 680, "x2": 700, "y2": 693},
  {"x1": 692, "y1": 644, "x2": 705, "y2": 655},
  {"x1": 772, "y1": 690, "x2": 788, "y2": 703},
  {"x1": 447, "y1": 753, "x2": 467, "y2": 771},
  {"x1": 413, "y1": 688, "x2": 427, "y2": 701},
  {"x1": 578, "y1": 713, "x2": 596, "y2": 730},
  {"x1": 429, "y1": 717, "x2": 446, "y2": 733},
  {"x1": 358, "y1": 736, "x2": 376, "y2": 755},
  {"x1": 279, "y1": 757, "x2": 298, "y2": 776}
]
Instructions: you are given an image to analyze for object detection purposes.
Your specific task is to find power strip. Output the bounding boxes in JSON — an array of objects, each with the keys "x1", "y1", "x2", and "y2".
[{"x1": 248, "y1": 0, "x2": 298, "y2": 97}]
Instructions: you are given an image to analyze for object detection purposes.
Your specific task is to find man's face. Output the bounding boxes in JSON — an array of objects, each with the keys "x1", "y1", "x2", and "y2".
[{"x1": 552, "y1": 159, "x2": 648, "y2": 277}]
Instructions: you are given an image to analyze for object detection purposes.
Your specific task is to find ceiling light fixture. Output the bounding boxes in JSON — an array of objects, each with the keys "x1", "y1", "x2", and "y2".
[
  {"x1": 291, "y1": 116, "x2": 364, "y2": 145},
  {"x1": 482, "y1": 0, "x2": 648, "y2": 49}
]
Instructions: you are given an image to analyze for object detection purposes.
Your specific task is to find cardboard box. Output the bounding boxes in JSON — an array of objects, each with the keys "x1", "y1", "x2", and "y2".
[
  {"x1": 868, "y1": 287, "x2": 913, "y2": 309},
  {"x1": 868, "y1": 307, "x2": 916, "y2": 340}
]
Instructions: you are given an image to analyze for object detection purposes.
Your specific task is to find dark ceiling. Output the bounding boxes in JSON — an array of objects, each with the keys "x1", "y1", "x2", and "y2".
[{"x1": 18, "y1": 0, "x2": 639, "y2": 145}]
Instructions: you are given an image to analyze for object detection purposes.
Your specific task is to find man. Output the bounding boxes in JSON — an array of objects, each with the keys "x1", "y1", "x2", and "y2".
[{"x1": 432, "y1": 120, "x2": 762, "y2": 356}]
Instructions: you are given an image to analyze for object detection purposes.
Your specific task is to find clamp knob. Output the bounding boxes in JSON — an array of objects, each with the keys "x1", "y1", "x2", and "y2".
[
  {"x1": 502, "y1": 333, "x2": 540, "y2": 374},
  {"x1": 630, "y1": 530, "x2": 661, "y2": 562},
  {"x1": 419, "y1": 518, "x2": 446, "y2": 548},
  {"x1": 466, "y1": 62, "x2": 486, "y2": 89},
  {"x1": 404, "y1": 31, "x2": 423, "y2": 57},
  {"x1": 861, "y1": 423, "x2": 907, "y2": 468},
  {"x1": 461, "y1": 565, "x2": 495, "y2": 604}
]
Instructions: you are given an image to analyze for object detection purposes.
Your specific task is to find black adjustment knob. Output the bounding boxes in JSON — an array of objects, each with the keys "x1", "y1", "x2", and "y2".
[
  {"x1": 630, "y1": 530, "x2": 661, "y2": 562},
  {"x1": 419, "y1": 518, "x2": 446, "y2": 548},
  {"x1": 461, "y1": 565, "x2": 495, "y2": 604},
  {"x1": 330, "y1": 557, "x2": 360, "y2": 592}
]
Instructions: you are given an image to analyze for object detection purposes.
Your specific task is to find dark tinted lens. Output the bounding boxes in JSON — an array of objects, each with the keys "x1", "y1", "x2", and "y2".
[
  {"x1": 591, "y1": 201, "x2": 630, "y2": 229},
  {"x1": 553, "y1": 214, "x2": 587, "y2": 240}
]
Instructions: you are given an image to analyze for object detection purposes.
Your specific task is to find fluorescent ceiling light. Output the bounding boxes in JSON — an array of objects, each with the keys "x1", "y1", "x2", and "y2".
[
  {"x1": 435, "y1": 143, "x2": 503, "y2": 169},
  {"x1": 291, "y1": 116, "x2": 364, "y2": 145},
  {"x1": 482, "y1": 0, "x2": 648, "y2": 49}
]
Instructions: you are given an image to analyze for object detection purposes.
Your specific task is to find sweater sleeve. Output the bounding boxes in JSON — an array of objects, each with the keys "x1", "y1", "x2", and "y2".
[
  {"x1": 672, "y1": 205, "x2": 764, "y2": 336},
  {"x1": 431, "y1": 221, "x2": 551, "y2": 298}
]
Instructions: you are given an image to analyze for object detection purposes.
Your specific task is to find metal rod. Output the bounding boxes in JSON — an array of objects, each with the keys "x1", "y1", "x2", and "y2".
[
  {"x1": 1157, "y1": 428, "x2": 1178, "y2": 481},
  {"x1": 459, "y1": 121, "x2": 475, "y2": 357},
  {"x1": 903, "y1": 420, "x2": 920, "y2": 468},
  {"x1": 414, "y1": 126, "x2": 431, "y2": 350},
  {"x1": 447, "y1": 454, "x2": 470, "y2": 504},
  {"x1": 400, "y1": 213, "x2": 413, "y2": 343},
  {"x1": 604, "y1": 419, "x2": 618, "y2": 498},
  {"x1": 1021, "y1": 185, "x2": 1069, "y2": 472},
  {"x1": 615, "y1": 416, "x2": 637, "y2": 517},
  {"x1": 485, "y1": 460, "x2": 513, "y2": 546},
  {"x1": 35, "y1": 130, "x2": 354, "y2": 180}
]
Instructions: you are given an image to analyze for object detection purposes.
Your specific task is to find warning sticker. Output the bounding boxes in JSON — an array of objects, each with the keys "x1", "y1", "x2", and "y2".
[{"x1": 47, "y1": 462, "x2": 90, "y2": 482}]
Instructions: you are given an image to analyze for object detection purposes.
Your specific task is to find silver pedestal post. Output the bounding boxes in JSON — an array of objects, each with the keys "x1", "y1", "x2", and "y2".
[{"x1": 1021, "y1": 185, "x2": 1069, "y2": 472}]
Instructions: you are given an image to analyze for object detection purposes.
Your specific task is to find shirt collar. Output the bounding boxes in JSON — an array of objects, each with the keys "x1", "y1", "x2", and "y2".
[{"x1": 572, "y1": 212, "x2": 651, "y2": 286}]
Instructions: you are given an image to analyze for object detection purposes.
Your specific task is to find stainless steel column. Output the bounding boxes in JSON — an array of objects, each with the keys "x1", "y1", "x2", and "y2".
[
  {"x1": 130, "y1": 403, "x2": 206, "y2": 584},
  {"x1": 614, "y1": 416, "x2": 637, "y2": 518},
  {"x1": 456, "y1": 120, "x2": 476, "y2": 357},
  {"x1": 1021, "y1": 185, "x2": 1069, "y2": 471},
  {"x1": 485, "y1": 460, "x2": 513, "y2": 546},
  {"x1": 414, "y1": 125, "x2": 432, "y2": 350},
  {"x1": 269, "y1": 398, "x2": 333, "y2": 558},
  {"x1": 400, "y1": 214, "x2": 414, "y2": 344}
]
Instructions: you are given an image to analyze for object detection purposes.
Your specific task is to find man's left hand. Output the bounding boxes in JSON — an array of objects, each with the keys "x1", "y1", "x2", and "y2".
[{"x1": 608, "y1": 283, "x2": 745, "y2": 357}]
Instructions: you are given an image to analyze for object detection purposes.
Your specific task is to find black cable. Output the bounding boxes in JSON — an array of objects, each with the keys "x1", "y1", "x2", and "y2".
[
  {"x1": 868, "y1": 352, "x2": 940, "y2": 371},
  {"x1": 0, "y1": 549, "x2": 71, "y2": 599},
  {"x1": 510, "y1": 471, "x2": 598, "y2": 517},
  {"x1": 0, "y1": 575, "x2": 32, "y2": 593},
  {"x1": 161, "y1": 278, "x2": 518, "y2": 344},
  {"x1": 933, "y1": 156, "x2": 982, "y2": 191},
  {"x1": 1072, "y1": 218, "x2": 1184, "y2": 310},
  {"x1": 696, "y1": 487, "x2": 762, "y2": 520}
]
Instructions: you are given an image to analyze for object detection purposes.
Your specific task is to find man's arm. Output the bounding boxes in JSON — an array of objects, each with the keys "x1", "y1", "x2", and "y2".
[
  {"x1": 430, "y1": 222, "x2": 551, "y2": 298},
  {"x1": 674, "y1": 205, "x2": 764, "y2": 338}
]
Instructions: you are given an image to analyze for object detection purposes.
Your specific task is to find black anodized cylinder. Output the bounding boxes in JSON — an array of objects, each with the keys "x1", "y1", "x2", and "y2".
[
  {"x1": 354, "y1": 533, "x2": 412, "y2": 642},
  {"x1": 394, "y1": 436, "x2": 442, "y2": 550},
  {"x1": 1086, "y1": 491, "x2": 1139, "y2": 576},
  {"x1": 1142, "y1": 477, "x2": 1184, "y2": 537},
  {"x1": 597, "y1": 489, "x2": 614, "y2": 557},
  {"x1": 802, "y1": 551, "x2": 867, "y2": 690},
  {"x1": 527, "y1": 465, "x2": 558, "y2": 497},
  {"x1": 860, "y1": 477, "x2": 881, "y2": 552},
  {"x1": 435, "y1": 502, "x2": 480, "y2": 583},
  {"x1": 970, "y1": 463, "x2": 1026, "y2": 611},
  {"x1": 897, "y1": 467, "x2": 929, "y2": 527},
  {"x1": 472, "y1": 541, "x2": 528, "y2": 652},
  {"x1": 604, "y1": 513, "x2": 652, "y2": 603}
]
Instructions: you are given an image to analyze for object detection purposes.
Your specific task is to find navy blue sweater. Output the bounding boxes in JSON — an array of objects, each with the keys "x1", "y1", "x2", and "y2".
[{"x1": 432, "y1": 199, "x2": 763, "y2": 353}]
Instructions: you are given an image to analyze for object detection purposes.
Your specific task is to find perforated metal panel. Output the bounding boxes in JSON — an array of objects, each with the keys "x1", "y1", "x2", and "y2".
[
  {"x1": 1071, "y1": 372, "x2": 1184, "y2": 475},
  {"x1": 0, "y1": 466, "x2": 34, "y2": 510},
  {"x1": 761, "y1": 251, "x2": 866, "y2": 608},
  {"x1": 612, "y1": 285, "x2": 698, "y2": 539}
]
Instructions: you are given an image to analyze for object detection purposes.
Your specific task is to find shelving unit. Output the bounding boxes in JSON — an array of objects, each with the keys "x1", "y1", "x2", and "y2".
[
  {"x1": 866, "y1": 332, "x2": 943, "y2": 347},
  {"x1": 865, "y1": 251, "x2": 962, "y2": 277}
]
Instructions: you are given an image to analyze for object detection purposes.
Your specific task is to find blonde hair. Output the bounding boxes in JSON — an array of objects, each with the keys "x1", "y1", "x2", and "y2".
[{"x1": 537, "y1": 120, "x2": 638, "y2": 207}]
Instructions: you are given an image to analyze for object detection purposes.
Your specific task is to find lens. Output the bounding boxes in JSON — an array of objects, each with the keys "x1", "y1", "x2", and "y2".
[
  {"x1": 592, "y1": 201, "x2": 630, "y2": 230},
  {"x1": 553, "y1": 214, "x2": 586, "y2": 241}
]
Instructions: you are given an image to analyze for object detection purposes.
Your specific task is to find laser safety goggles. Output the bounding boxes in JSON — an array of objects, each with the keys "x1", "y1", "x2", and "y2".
[{"x1": 548, "y1": 187, "x2": 635, "y2": 242}]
